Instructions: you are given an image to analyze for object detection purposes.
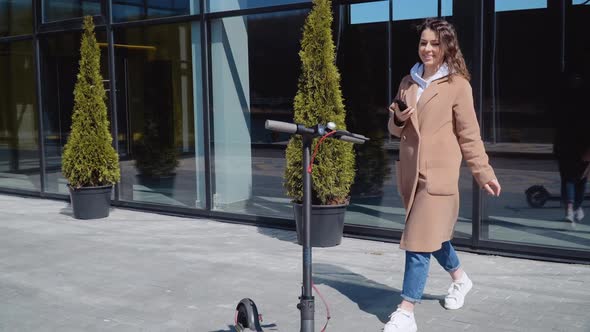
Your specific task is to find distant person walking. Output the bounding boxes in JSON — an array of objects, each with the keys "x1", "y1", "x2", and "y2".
[
  {"x1": 385, "y1": 18, "x2": 501, "y2": 332},
  {"x1": 553, "y1": 69, "x2": 590, "y2": 223}
]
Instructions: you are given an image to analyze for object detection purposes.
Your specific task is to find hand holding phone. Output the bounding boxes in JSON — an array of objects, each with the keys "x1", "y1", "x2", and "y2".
[
  {"x1": 390, "y1": 98, "x2": 414, "y2": 124},
  {"x1": 393, "y1": 98, "x2": 408, "y2": 111}
]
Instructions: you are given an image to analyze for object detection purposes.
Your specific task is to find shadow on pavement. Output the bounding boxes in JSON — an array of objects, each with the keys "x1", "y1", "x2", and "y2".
[
  {"x1": 312, "y1": 263, "x2": 442, "y2": 324},
  {"x1": 209, "y1": 325, "x2": 237, "y2": 332},
  {"x1": 210, "y1": 322, "x2": 278, "y2": 332},
  {"x1": 59, "y1": 203, "x2": 74, "y2": 217},
  {"x1": 256, "y1": 225, "x2": 298, "y2": 244}
]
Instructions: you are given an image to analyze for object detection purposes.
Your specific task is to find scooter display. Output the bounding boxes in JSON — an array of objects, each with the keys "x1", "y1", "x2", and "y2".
[{"x1": 234, "y1": 120, "x2": 369, "y2": 332}]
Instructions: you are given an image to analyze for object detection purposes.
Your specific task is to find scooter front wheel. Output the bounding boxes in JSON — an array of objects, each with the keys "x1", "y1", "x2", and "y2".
[
  {"x1": 525, "y1": 185, "x2": 550, "y2": 208},
  {"x1": 235, "y1": 298, "x2": 263, "y2": 332}
]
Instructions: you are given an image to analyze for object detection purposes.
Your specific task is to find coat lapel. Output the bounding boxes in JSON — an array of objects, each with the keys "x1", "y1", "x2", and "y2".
[
  {"x1": 417, "y1": 77, "x2": 449, "y2": 125},
  {"x1": 405, "y1": 82, "x2": 420, "y2": 135},
  {"x1": 417, "y1": 83, "x2": 439, "y2": 111}
]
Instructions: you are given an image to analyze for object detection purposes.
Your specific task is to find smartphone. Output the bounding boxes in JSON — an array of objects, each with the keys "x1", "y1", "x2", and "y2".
[{"x1": 393, "y1": 98, "x2": 408, "y2": 111}]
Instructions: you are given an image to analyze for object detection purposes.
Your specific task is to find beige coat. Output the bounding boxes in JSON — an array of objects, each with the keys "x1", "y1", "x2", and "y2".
[{"x1": 388, "y1": 74, "x2": 496, "y2": 252}]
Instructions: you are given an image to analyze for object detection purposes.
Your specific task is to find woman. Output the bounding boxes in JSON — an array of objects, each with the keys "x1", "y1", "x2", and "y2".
[
  {"x1": 553, "y1": 70, "x2": 589, "y2": 223},
  {"x1": 385, "y1": 18, "x2": 501, "y2": 332}
]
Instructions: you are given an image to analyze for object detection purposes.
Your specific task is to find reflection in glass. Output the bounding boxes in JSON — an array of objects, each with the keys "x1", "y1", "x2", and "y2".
[
  {"x1": 43, "y1": 0, "x2": 101, "y2": 22},
  {"x1": 495, "y1": 0, "x2": 546, "y2": 12},
  {"x1": 393, "y1": 0, "x2": 438, "y2": 21},
  {"x1": 112, "y1": 0, "x2": 199, "y2": 22},
  {"x1": 353, "y1": 1, "x2": 454, "y2": 28},
  {"x1": 483, "y1": 5, "x2": 555, "y2": 144},
  {"x1": 0, "y1": 41, "x2": 40, "y2": 191},
  {"x1": 441, "y1": 0, "x2": 453, "y2": 16},
  {"x1": 391, "y1": 0, "x2": 454, "y2": 20},
  {"x1": 210, "y1": 10, "x2": 307, "y2": 216},
  {"x1": 482, "y1": 2, "x2": 590, "y2": 252},
  {"x1": 339, "y1": 2, "x2": 395, "y2": 229},
  {"x1": 41, "y1": 31, "x2": 108, "y2": 194},
  {"x1": 207, "y1": 0, "x2": 309, "y2": 13},
  {"x1": 0, "y1": 0, "x2": 33, "y2": 37},
  {"x1": 114, "y1": 22, "x2": 204, "y2": 208},
  {"x1": 483, "y1": 155, "x2": 590, "y2": 251},
  {"x1": 351, "y1": 1, "x2": 388, "y2": 25}
]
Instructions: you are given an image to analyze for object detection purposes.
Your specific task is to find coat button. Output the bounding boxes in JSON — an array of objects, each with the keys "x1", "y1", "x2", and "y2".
[{"x1": 402, "y1": 135, "x2": 407, "y2": 140}]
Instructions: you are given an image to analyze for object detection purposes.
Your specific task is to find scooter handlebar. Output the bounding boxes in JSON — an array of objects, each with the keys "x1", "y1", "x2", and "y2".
[
  {"x1": 333, "y1": 130, "x2": 369, "y2": 142},
  {"x1": 265, "y1": 120, "x2": 297, "y2": 134},
  {"x1": 265, "y1": 119, "x2": 369, "y2": 144},
  {"x1": 339, "y1": 135, "x2": 366, "y2": 144}
]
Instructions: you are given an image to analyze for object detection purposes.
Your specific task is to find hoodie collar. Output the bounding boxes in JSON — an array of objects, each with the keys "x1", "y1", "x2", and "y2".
[{"x1": 410, "y1": 62, "x2": 450, "y2": 89}]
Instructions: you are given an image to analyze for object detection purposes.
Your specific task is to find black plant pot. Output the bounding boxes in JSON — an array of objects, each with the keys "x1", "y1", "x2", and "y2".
[
  {"x1": 293, "y1": 203, "x2": 347, "y2": 247},
  {"x1": 68, "y1": 185, "x2": 113, "y2": 220}
]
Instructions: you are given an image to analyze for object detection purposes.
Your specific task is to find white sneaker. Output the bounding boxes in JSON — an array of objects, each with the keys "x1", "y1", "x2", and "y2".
[
  {"x1": 566, "y1": 207, "x2": 575, "y2": 222},
  {"x1": 444, "y1": 272, "x2": 473, "y2": 310},
  {"x1": 384, "y1": 308, "x2": 417, "y2": 332},
  {"x1": 574, "y1": 208, "x2": 584, "y2": 221}
]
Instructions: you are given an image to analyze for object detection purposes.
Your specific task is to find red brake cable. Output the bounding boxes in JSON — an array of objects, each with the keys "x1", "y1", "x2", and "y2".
[
  {"x1": 312, "y1": 281, "x2": 331, "y2": 332},
  {"x1": 307, "y1": 131, "x2": 337, "y2": 174}
]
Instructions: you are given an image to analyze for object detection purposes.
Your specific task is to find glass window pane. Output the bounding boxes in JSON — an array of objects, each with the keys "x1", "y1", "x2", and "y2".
[
  {"x1": 114, "y1": 22, "x2": 205, "y2": 208},
  {"x1": 442, "y1": 0, "x2": 453, "y2": 16},
  {"x1": 393, "y1": 0, "x2": 437, "y2": 21},
  {"x1": 0, "y1": 0, "x2": 33, "y2": 37},
  {"x1": 338, "y1": 2, "x2": 395, "y2": 229},
  {"x1": 209, "y1": 9, "x2": 308, "y2": 217},
  {"x1": 483, "y1": 154, "x2": 590, "y2": 251},
  {"x1": 0, "y1": 40, "x2": 40, "y2": 191},
  {"x1": 207, "y1": 0, "x2": 309, "y2": 13},
  {"x1": 573, "y1": 0, "x2": 590, "y2": 5},
  {"x1": 40, "y1": 30, "x2": 109, "y2": 194},
  {"x1": 495, "y1": 0, "x2": 547, "y2": 12},
  {"x1": 43, "y1": 0, "x2": 101, "y2": 22},
  {"x1": 351, "y1": 1, "x2": 389, "y2": 25},
  {"x1": 112, "y1": 0, "x2": 199, "y2": 22},
  {"x1": 483, "y1": 4, "x2": 555, "y2": 144},
  {"x1": 482, "y1": 2, "x2": 590, "y2": 252}
]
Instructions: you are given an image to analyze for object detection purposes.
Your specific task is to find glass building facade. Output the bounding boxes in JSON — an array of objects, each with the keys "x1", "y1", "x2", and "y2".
[{"x1": 1, "y1": 0, "x2": 589, "y2": 263}]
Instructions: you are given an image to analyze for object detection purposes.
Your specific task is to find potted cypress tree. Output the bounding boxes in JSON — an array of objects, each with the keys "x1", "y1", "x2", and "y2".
[
  {"x1": 284, "y1": 0, "x2": 355, "y2": 247},
  {"x1": 62, "y1": 16, "x2": 120, "y2": 219}
]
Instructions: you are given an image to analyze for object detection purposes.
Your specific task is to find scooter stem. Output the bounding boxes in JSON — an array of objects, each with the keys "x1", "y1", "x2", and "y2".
[{"x1": 299, "y1": 134, "x2": 314, "y2": 332}]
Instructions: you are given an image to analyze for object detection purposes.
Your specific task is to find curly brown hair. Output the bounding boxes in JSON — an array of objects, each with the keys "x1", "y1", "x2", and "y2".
[{"x1": 417, "y1": 18, "x2": 470, "y2": 81}]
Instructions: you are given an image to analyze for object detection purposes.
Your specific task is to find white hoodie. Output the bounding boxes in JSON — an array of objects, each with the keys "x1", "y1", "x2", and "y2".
[{"x1": 410, "y1": 62, "x2": 450, "y2": 102}]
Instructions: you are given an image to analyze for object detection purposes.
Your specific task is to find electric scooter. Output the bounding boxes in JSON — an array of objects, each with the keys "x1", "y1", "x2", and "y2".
[
  {"x1": 525, "y1": 185, "x2": 590, "y2": 208},
  {"x1": 234, "y1": 120, "x2": 369, "y2": 332}
]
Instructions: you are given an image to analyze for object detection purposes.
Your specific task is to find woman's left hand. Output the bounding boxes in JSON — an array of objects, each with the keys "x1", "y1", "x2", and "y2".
[{"x1": 483, "y1": 179, "x2": 501, "y2": 197}]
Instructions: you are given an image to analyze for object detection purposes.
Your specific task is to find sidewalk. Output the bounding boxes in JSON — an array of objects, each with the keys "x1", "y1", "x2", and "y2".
[{"x1": 0, "y1": 194, "x2": 589, "y2": 332}]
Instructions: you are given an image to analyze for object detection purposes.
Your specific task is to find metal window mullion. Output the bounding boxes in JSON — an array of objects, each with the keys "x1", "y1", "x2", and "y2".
[
  {"x1": 471, "y1": 0, "x2": 485, "y2": 248},
  {"x1": 200, "y1": 1, "x2": 213, "y2": 211},
  {"x1": 33, "y1": 0, "x2": 47, "y2": 195},
  {"x1": 560, "y1": 0, "x2": 566, "y2": 73},
  {"x1": 106, "y1": 0, "x2": 121, "y2": 202},
  {"x1": 387, "y1": 0, "x2": 392, "y2": 105}
]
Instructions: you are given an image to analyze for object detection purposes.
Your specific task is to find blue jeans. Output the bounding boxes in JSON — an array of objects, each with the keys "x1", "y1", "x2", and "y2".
[
  {"x1": 562, "y1": 177, "x2": 587, "y2": 209},
  {"x1": 401, "y1": 241, "x2": 460, "y2": 303}
]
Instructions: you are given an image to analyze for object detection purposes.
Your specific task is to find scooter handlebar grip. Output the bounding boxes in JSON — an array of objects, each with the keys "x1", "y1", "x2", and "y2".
[
  {"x1": 265, "y1": 120, "x2": 297, "y2": 134},
  {"x1": 340, "y1": 135, "x2": 365, "y2": 144},
  {"x1": 353, "y1": 134, "x2": 370, "y2": 140}
]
